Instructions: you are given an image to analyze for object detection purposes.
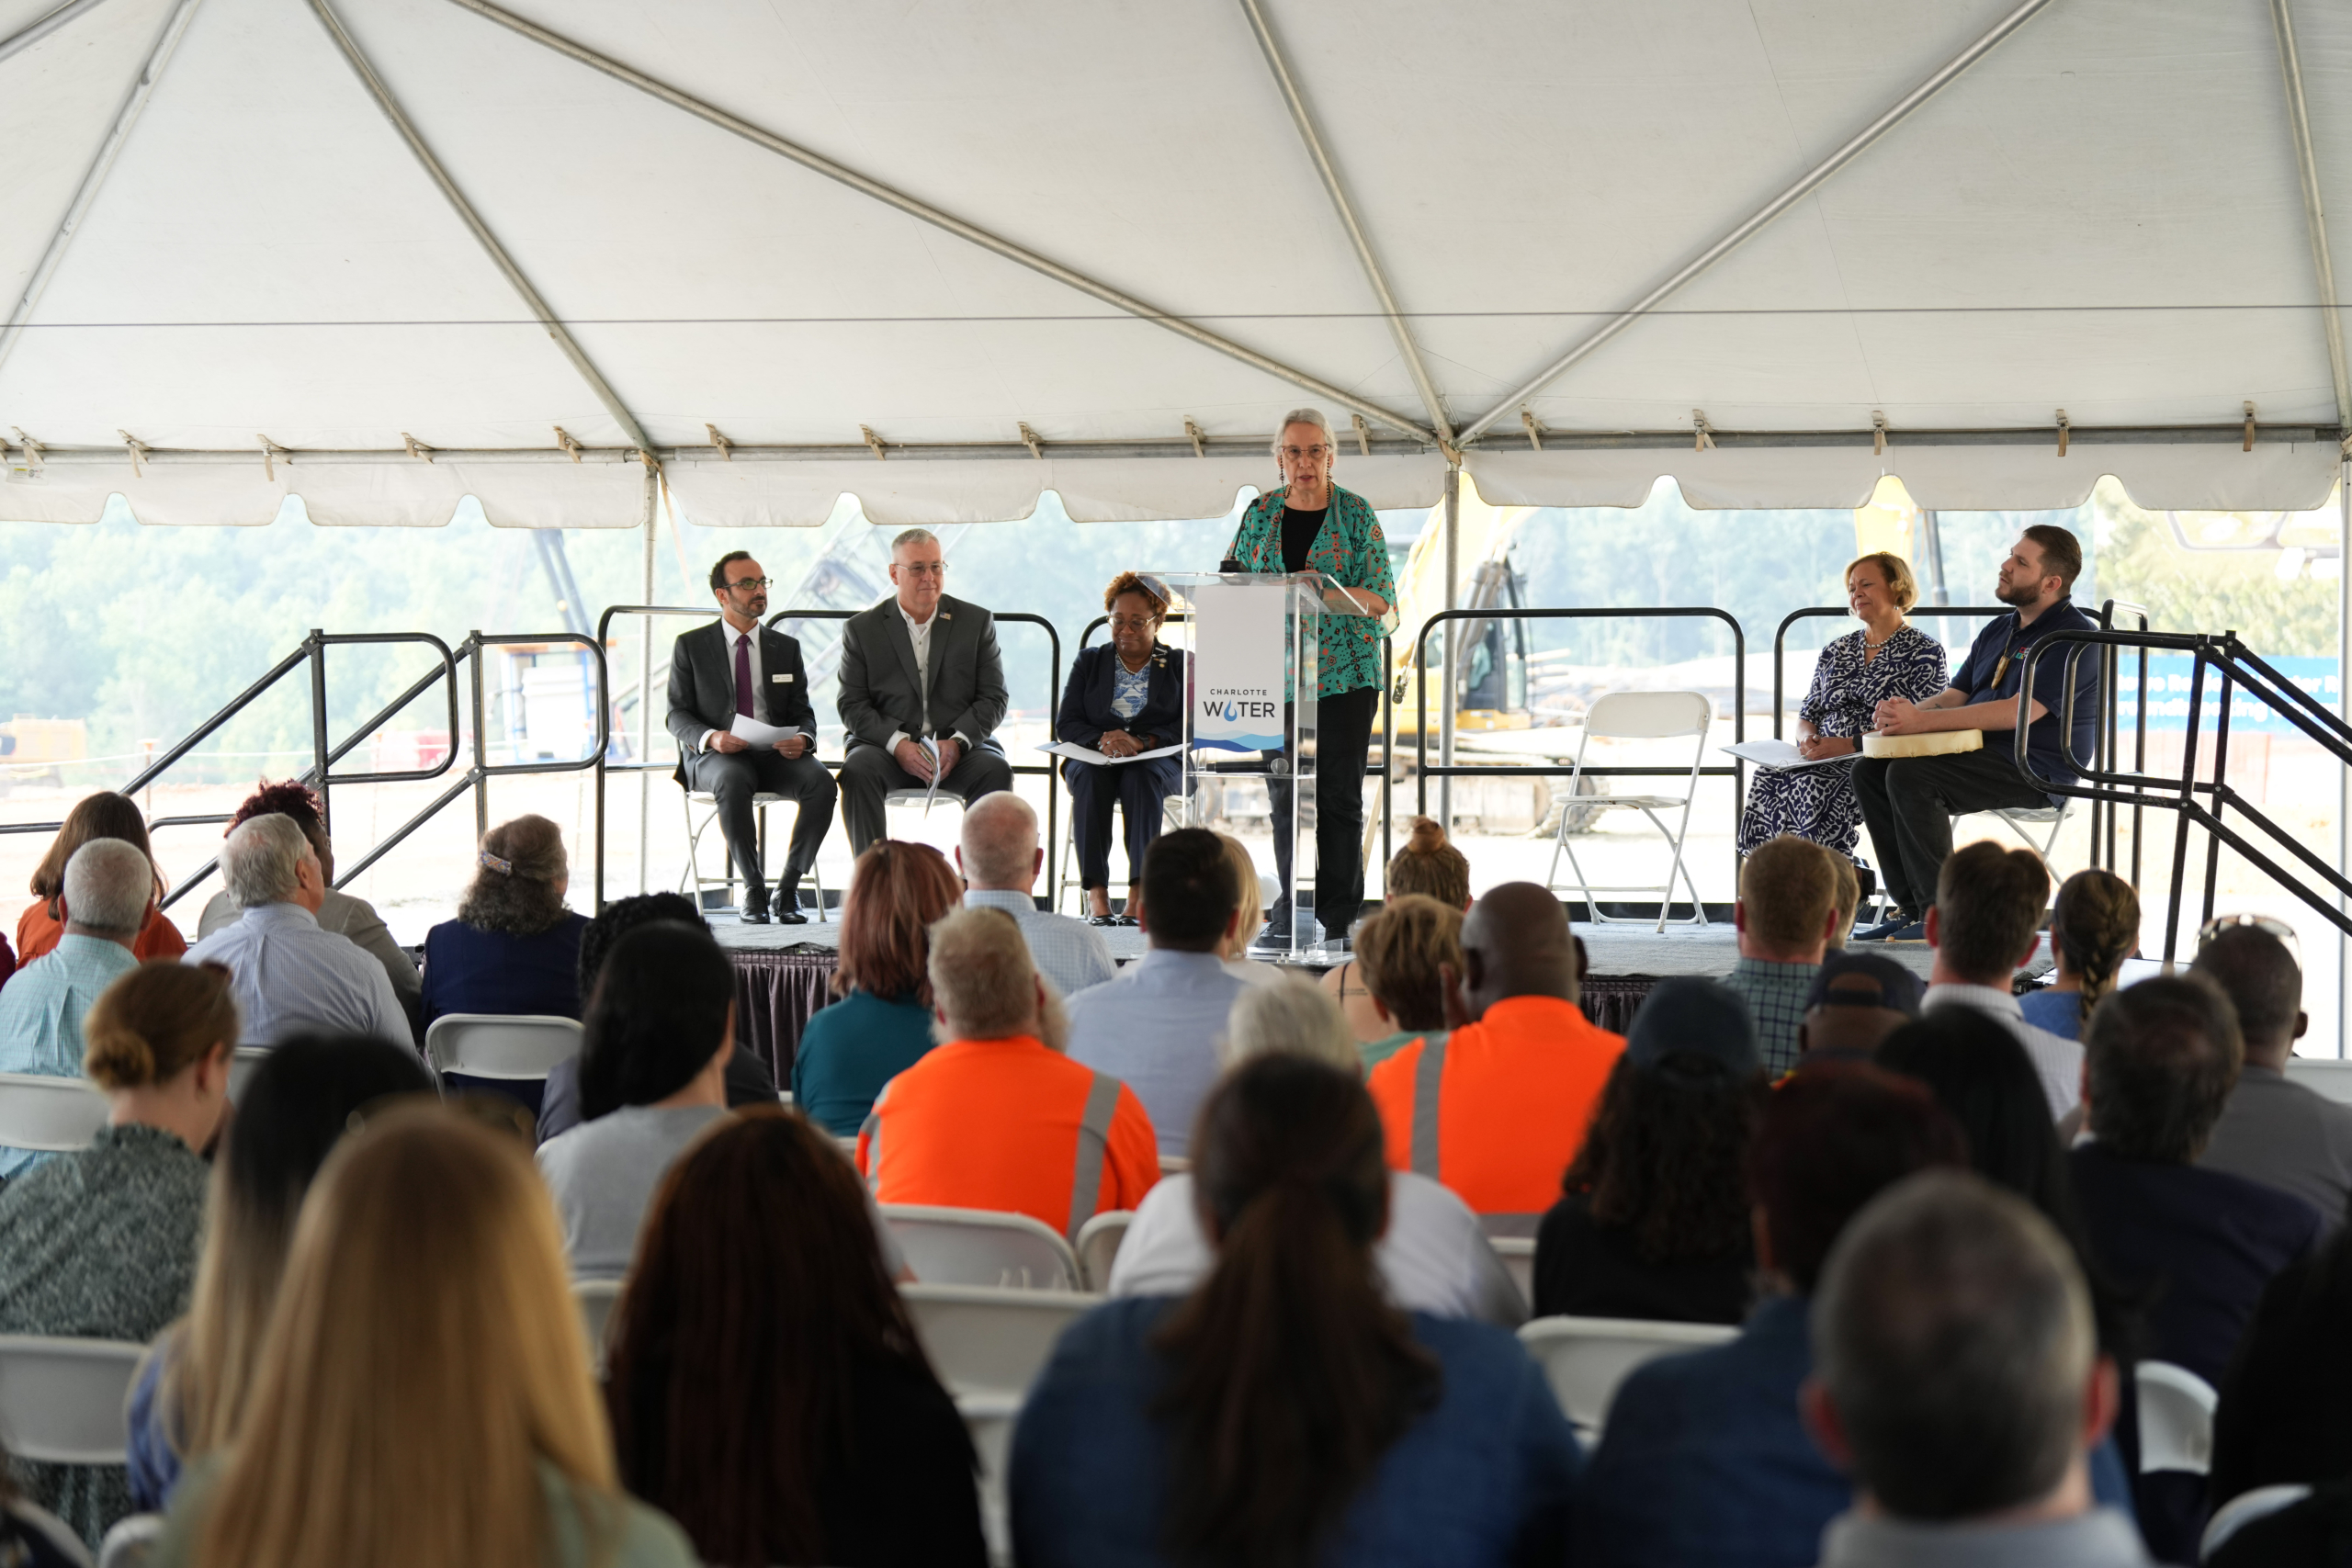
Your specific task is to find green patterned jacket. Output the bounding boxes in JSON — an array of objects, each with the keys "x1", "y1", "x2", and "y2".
[{"x1": 1224, "y1": 482, "x2": 1401, "y2": 698}]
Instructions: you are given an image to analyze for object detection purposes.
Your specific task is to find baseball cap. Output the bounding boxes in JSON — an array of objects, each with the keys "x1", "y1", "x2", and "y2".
[
  {"x1": 1625, "y1": 976, "x2": 1760, "y2": 1077},
  {"x1": 1804, "y1": 951, "x2": 1926, "y2": 1016}
]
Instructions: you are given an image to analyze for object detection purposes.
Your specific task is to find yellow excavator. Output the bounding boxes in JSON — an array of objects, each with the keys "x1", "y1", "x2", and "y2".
[{"x1": 1385, "y1": 472, "x2": 1539, "y2": 739}]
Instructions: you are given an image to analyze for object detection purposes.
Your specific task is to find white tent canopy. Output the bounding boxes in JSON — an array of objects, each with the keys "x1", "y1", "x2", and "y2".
[{"x1": 3, "y1": 0, "x2": 2348, "y2": 526}]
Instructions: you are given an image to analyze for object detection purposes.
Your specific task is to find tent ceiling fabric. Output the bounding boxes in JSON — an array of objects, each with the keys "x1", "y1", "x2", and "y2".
[{"x1": 2, "y1": 0, "x2": 2347, "y2": 525}]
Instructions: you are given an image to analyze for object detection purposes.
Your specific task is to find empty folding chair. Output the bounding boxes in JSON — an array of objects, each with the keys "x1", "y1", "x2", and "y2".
[
  {"x1": 2202, "y1": 1483, "x2": 2313, "y2": 1560},
  {"x1": 959, "y1": 1388, "x2": 1023, "y2": 1568},
  {"x1": 1517, "y1": 1314, "x2": 1738, "y2": 1438},
  {"x1": 0, "y1": 1334, "x2": 148, "y2": 1465},
  {"x1": 1545, "y1": 690, "x2": 1713, "y2": 933},
  {"x1": 1490, "y1": 1237, "x2": 1536, "y2": 1314},
  {"x1": 226, "y1": 1045, "x2": 271, "y2": 1101},
  {"x1": 1075, "y1": 1210, "x2": 1134, "y2": 1292},
  {"x1": 2134, "y1": 1359, "x2": 2217, "y2": 1475},
  {"x1": 898, "y1": 1282, "x2": 1097, "y2": 1403},
  {"x1": 884, "y1": 1204, "x2": 1084, "y2": 1292},
  {"x1": 0, "y1": 1073, "x2": 108, "y2": 1154},
  {"x1": 423, "y1": 1014, "x2": 583, "y2": 1087}
]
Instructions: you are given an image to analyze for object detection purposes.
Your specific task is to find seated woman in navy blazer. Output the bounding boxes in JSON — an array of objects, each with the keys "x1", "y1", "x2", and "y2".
[
  {"x1": 420, "y1": 814, "x2": 592, "y2": 1028},
  {"x1": 1058, "y1": 573, "x2": 1186, "y2": 924}
]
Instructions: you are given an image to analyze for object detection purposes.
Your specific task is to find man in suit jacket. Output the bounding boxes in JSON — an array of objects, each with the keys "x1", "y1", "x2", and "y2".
[
  {"x1": 835, "y1": 527, "x2": 1013, "y2": 855},
  {"x1": 665, "y1": 551, "x2": 837, "y2": 923}
]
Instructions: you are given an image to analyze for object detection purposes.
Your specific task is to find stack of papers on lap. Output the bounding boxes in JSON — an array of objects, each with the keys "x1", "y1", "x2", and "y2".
[
  {"x1": 1037, "y1": 740, "x2": 1187, "y2": 767},
  {"x1": 1722, "y1": 739, "x2": 1858, "y2": 771}
]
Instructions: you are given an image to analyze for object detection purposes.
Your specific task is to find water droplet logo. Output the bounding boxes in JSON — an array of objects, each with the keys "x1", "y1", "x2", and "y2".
[{"x1": 1222, "y1": 701, "x2": 1239, "y2": 722}]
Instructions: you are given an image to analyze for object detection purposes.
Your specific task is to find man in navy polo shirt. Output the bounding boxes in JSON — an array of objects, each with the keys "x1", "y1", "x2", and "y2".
[{"x1": 1852, "y1": 525, "x2": 2098, "y2": 942}]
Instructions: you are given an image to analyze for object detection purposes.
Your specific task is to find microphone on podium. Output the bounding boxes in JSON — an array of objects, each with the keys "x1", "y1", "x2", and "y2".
[{"x1": 1218, "y1": 556, "x2": 1243, "y2": 572}]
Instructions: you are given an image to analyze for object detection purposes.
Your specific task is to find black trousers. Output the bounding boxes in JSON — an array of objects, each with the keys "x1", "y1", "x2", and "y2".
[
  {"x1": 1851, "y1": 749, "x2": 2053, "y2": 919},
  {"x1": 688, "y1": 748, "x2": 837, "y2": 897},
  {"x1": 840, "y1": 741, "x2": 1014, "y2": 857},
  {"x1": 1269, "y1": 684, "x2": 1379, "y2": 939},
  {"x1": 1064, "y1": 754, "x2": 1183, "y2": 891}
]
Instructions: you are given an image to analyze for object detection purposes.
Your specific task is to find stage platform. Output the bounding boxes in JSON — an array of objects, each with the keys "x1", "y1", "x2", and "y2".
[{"x1": 711, "y1": 908, "x2": 1944, "y2": 1086}]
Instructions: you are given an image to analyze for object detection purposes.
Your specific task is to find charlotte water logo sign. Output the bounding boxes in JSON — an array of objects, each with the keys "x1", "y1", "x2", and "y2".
[{"x1": 1191, "y1": 581, "x2": 1288, "y2": 751}]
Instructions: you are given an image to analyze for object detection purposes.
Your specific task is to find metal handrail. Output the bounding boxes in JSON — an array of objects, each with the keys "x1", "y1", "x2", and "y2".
[{"x1": 1415, "y1": 607, "x2": 1745, "y2": 902}]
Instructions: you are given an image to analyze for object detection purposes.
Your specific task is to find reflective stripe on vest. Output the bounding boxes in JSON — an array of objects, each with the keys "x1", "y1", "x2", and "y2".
[
  {"x1": 1408, "y1": 1035, "x2": 1448, "y2": 1180},
  {"x1": 1066, "y1": 1070, "x2": 1125, "y2": 1241},
  {"x1": 859, "y1": 1101, "x2": 884, "y2": 1194}
]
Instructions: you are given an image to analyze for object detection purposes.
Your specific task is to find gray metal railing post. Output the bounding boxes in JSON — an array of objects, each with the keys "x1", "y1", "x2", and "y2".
[
  {"x1": 468, "y1": 632, "x2": 491, "y2": 840},
  {"x1": 307, "y1": 629, "x2": 333, "y2": 838}
]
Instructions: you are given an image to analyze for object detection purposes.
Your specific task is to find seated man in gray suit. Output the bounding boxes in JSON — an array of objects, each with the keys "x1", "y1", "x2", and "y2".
[
  {"x1": 665, "y1": 551, "x2": 837, "y2": 923},
  {"x1": 836, "y1": 527, "x2": 1013, "y2": 855}
]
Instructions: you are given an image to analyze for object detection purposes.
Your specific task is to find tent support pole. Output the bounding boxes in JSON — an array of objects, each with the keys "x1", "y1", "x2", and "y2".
[
  {"x1": 306, "y1": 0, "x2": 659, "y2": 456},
  {"x1": 0, "y1": 0, "x2": 119, "y2": 66},
  {"x1": 1455, "y1": 0, "x2": 2055, "y2": 446},
  {"x1": 0, "y1": 0, "x2": 202, "y2": 378},
  {"x1": 2271, "y1": 0, "x2": 2352, "y2": 433},
  {"x1": 1439, "y1": 464, "x2": 1458, "y2": 834},
  {"x1": 1235, "y1": 0, "x2": 1454, "y2": 452},
  {"x1": 2340, "y1": 455, "x2": 2348, "y2": 1057},
  {"x1": 641, "y1": 475, "x2": 662, "y2": 898},
  {"x1": 439, "y1": 0, "x2": 1440, "y2": 449}
]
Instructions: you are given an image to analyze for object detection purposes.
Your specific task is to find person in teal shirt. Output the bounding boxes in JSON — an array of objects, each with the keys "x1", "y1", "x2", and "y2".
[{"x1": 791, "y1": 841, "x2": 962, "y2": 1135}]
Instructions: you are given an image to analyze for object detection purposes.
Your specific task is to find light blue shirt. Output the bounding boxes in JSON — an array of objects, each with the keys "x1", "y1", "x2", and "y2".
[
  {"x1": 0, "y1": 933, "x2": 140, "y2": 1179},
  {"x1": 184, "y1": 901, "x2": 409, "y2": 1046},
  {"x1": 1066, "y1": 948, "x2": 1244, "y2": 1156},
  {"x1": 964, "y1": 888, "x2": 1117, "y2": 1000}
]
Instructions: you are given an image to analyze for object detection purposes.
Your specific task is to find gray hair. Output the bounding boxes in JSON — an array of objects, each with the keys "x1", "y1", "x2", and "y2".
[
  {"x1": 1813, "y1": 1170, "x2": 2095, "y2": 1521},
  {"x1": 959, "y1": 792, "x2": 1039, "y2": 891},
  {"x1": 890, "y1": 527, "x2": 941, "y2": 557},
  {"x1": 221, "y1": 813, "x2": 315, "y2": 908},
  {"x1": 1270, "y1": 407, "x2": 1339, "y2": 459},
  {"x1": 62, "y1": 838, "x2": 155, "y2": 935},
  {"x1": 1222, "y1": 976, "x2": 1359, "y2": 1073}
]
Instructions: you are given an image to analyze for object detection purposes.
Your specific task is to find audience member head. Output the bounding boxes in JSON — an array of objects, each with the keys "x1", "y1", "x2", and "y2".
[
  {"x1": 1825, "y1": 855, "x2": 1860, "y2": 951},
  {"x1": 1224, "y1": 976, "x2": 1358, "y2": 1072},
  {"x1": 579, "y1": 924, "x2": 735, "y2": 1121},
  {"x1": 1747, "y1": 1063, "x2": 1965, "y2": 1294},
  {"x1": 225, "y1": 779, "x2": 334, "y2": 880},
  {"x1": 1879, "y1": 1008, "x2": 2080, "y2": 1234},
  {"x1": 1737, "y1": 835, "x2": 1840, "y2": 964},
  {"x1": 1137, "y1": 828, "x2": 1239, "y2": 955},
  {"x1": 926, "y1": 907, "x2": 1046, "y2": 1044},
  {"x1": 2191, "y1": 922, "x2": 2306, "y2": 1069},
  {"x1": 1446, "y1": 882, "x2": 1576, "y2": 1025},
  {"x1": 832, "y1": 840, "x2": 961, "y2": 1003},
  {"x1": 220, "y1": 813, "x2": 322, "y2": 912},
  {"x1": 29, "y1": 789, "x2": 164, "y2": 912},
  {"x1": 956, "y1": 791, "x2": 1042, "y2": 893},
  {"x1": 1350, "y1": 894, "x2": 1463, "y2": 1036},
  {"x1": 577, "y1": 891, "x2": 707, "y2": 998},
  {"x1": 1928, "y1": 840, "x2": 2049, "y2": 987},
  {"x1": 1158, "y1": 1054, "x2": 1439, "y2": 1568},
  {"x1": 171, "y1": 1036, "x2": 437, "y2": 1460},
  {"x1": 1566, "y1": 978, "x2": 1767, "y2": 1265},
  {"x1": 608, "y1": 1108, "x2": 932, "y2": 1568},
  {"x1": 190, "y1": 1106, "x2": 616, "y2": 1568},
  {"x1": 2047, "y1": 869, "x2": 2138, "y2": 1010},
  {"x1": 2084, "y1": 976, "x2": 2242, "y2": 1164},
  {"x1": 1215, "y1": 832, "x2": 1264, "y2": 960},
  {"x1": 82, "y1": 961, "x2": 237, "y2": 1149},
  {"x1": 1385, "y1": 817, "x2": 1470, "y2": 909},
  {"x1": 1799, "y1": 952, "x2": 1923, "y2": 1060},
  {"x1": 1806, "y1": 1171, "x2": 2112, "y2": 1524},
  {"x1": 458, "y1": 815, "x2": 571, "y2": 937},
  {"x1": 60, "y1": 837, "x2": 156, "y2": 942}
]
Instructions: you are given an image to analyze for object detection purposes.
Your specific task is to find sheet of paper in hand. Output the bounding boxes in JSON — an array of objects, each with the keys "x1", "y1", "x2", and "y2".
[
  {"x1": 1722, "y1": 739, "x2": 1860, "y2": 771},
  {"x1": 729, "y1": 713, "x2": 791, "y2": 750}
]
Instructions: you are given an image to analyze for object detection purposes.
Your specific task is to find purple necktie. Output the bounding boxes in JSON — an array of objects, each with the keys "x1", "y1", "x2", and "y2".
[{"x1": 734, "y1": 632, "x2": 754, "y2": 718}]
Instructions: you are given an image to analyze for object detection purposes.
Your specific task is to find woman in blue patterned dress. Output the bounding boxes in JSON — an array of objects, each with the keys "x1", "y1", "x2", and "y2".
[{"x1": 1740, "y1": 553, "x2": 1948, "y2": 868}]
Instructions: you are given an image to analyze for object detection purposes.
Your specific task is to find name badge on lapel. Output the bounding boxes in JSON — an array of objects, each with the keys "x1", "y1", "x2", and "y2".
[{"x1": 773, "y1": 673, "x2": 792, "y2": 682}]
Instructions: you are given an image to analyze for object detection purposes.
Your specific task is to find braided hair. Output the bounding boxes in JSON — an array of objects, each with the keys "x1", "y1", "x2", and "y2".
[{"x1": 2050, "y1": 869, "x2": 2140, "y2": 1010}]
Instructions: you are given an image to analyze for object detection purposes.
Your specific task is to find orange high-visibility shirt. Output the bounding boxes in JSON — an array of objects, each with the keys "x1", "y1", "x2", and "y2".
[
  {"x1": 14, "y1": 902, "x2": 185, "y2": 965},
  {"x1": 1365, "y1": 995, "x2": 1626, "y2": 1219},
  {"x1": 857, "y1": 1034, "x2": 1159, "y2": 1240}
]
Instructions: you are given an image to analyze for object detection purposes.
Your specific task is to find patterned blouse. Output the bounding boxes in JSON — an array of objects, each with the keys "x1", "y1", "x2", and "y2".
[
  {"x1": 0, "y1": 1122, "x2": 209, "y2": 1550},
  {"x1": 1224, "y1": 482, "x2": 1401, "y2": 698},
  {"x1": 1739, "y1": 625, "x2": 1949, "y2": 859}
]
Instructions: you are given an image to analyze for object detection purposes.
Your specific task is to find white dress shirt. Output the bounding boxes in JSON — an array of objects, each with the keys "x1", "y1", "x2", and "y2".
[
  {"x1": 185, "y1": 900, "x2": 410, "y2": 1046},
  {"x1": 699, "y1": 619, "x2": 809, "y2": 753},
  {"x1": 1924, "y1": 982, "x2": 2084, "y2": 1121},
  {"x1": 886, "y1": 600, "x2": 949, "y2": 754}
]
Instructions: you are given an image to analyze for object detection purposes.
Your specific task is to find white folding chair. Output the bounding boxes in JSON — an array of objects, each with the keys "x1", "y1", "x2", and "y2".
[
  {"x1": 1545, "y1": 690, "x2": 1713, "y2": 933},
  {"x1": 2134, "y1": 1359, "x2": 2217, "y2": 1474},
  {"x1": 226, "y1": 1045, "x2": 270, "y2": 1101},
  {"x1": 681, "y1": 775, "x2": 828, "y2": 920},
  {"x1": 572, "y1": 1278, "x2": 623, "y2": 1377},
  {"x1": 883, "y1": 1204, "x2": 1084, "y2": 1291},
  {"x1": 2202, "y1": 1483, "x2": 2313, "y2": 1560},
  {"x1": 0, "y1": 1334, "x2": 147, "y2": 1464},
  {"x1": 2283, "y1": 1057, "x2": 2352, "y2": 1104},
  {"x1": 1074, "y1": 1210, "x2": 1134, "y2": 1292},
  {"x1": 97, "y1": 1512, "x2": 164, "y2": 1568},
  {"x1": 1491, "y1": 1237, "x2": 1536, "y2": 1313},
  {"x1": 1057, "y1": 791, "x2": 1188, "y2": 916},
  {"x1": 422, "y1": 1014, "x2": 583, "y2": 1085},
  {"x1": 0, "y1": 1072, "x2": 108, "y2": 1153},
  {"x1": 1517, "y1": 1314, "x2": 1738, "y2": 1438},
  {"x1": 898, "y1": 1282, "x2": 1097, "y2": 1402},
  {"x1": 1990, "y1": 798, "x2": 2071, "y2": 871}
]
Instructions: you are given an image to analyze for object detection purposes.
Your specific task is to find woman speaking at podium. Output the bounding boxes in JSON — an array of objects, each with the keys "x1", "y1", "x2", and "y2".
[{"x1": 1222, "y1": 408, "x2": 1399, "y2": 949}]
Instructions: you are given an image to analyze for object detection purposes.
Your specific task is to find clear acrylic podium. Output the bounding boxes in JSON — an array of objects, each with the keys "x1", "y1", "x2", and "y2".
[{"x1": 1153, "y1": 571, "x2": 1334, "y2": 959}]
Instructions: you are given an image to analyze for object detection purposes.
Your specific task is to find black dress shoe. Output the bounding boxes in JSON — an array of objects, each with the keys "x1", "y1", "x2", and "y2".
[
  {"x1": 773, "y1": 898, "x2": 808, "y2": 925},
  {"x1": 740, "y1": 889, "x2": 771, "y2": 926}
]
